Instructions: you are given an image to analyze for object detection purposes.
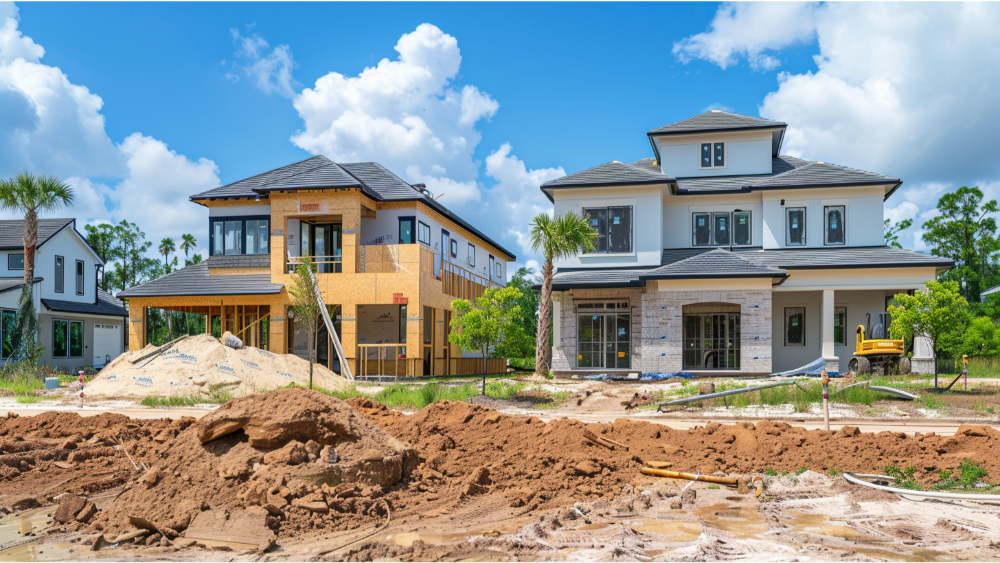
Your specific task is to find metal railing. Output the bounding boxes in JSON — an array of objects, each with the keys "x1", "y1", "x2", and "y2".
[{"x1": 286, "y1": 255, "x2": 342, "y2": 274}]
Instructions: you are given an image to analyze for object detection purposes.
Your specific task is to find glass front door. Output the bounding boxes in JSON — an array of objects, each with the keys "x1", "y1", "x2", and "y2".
[
  {"x1": 300, "y1": 222, "x2": 342, "y2": 273},
  {"x1": 576, "y1": 302, "x2": 630, "y2": 369},
  {"x1": 683, "y1": 312, "x2": 740, "y2": 369}
]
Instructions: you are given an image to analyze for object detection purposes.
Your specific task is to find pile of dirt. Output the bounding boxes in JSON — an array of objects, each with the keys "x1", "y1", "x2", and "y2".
[
  {"x1": 85, "y1": 334, "x2": 347, "y2": 399},
  {"x1": 90, "y1": 388, "x2": 415, "y2": 544}
]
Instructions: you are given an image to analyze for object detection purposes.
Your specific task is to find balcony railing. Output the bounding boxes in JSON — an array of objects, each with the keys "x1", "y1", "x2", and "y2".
[
  {"x1": 440, "y1": 259, "x2": 502, "y2": 300},
  {"x1": 286, "y1": 255, "x2": 342, "y2": 274}
]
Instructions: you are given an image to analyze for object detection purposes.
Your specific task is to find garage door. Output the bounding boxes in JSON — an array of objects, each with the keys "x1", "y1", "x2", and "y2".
[{"x1": 93, "y1": 324, "x2": 121, "y2": 368}]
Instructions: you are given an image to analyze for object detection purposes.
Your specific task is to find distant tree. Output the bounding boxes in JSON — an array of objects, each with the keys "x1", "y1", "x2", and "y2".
[
  {"x1": 960, "y1": 317, "x2": 1000, "y2": 358},
  {"x1": 180, "y1": 233, "x2": 197, "y2": 258},
  {"x1": 889, "y1": 280, "x2": 970, "y2": 384},
  {"x1": 107, "y1": 220, "x2": 160, "y2": 293},
  {"x1": 884, "y1": 218, "x2": 913, "y2": 249},
  {"x1": 158, "y1": 237, "x2": 176, "y2": 265},
  {"x1": 507, "y1": 267, "x2": 540, "y2": 342},
  {"x1": 922, "y1": 187, "x2": 1000, "y2": 302},
  {"x1": 185, "y1": 253, "x2": 203, "y2": 267},
  {"x1": 84, "y1": 223, "x2": 117, "y2": 264},
  {"x1": 449, "y1": 286, "x2": 532, "y2": 395},
  {"x1": 289, "y1": 261, "x2": 322, "y2": 389},
  {"x1": 529, "y1": 212, "x2": 596, "y2": 375}
]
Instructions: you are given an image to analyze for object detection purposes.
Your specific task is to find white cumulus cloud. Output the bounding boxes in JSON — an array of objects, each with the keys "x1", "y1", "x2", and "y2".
[{"x1": 229, "y1": 27, "x2": 297, "y2": 98}]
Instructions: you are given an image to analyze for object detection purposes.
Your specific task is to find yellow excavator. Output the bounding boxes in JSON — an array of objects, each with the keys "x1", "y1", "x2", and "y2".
[{"x1": 846, "y1": 312, "x2": 910, "y2": 375}]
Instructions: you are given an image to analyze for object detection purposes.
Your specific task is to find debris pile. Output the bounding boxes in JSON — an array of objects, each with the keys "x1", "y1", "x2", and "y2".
[{"x1": 85, "y1": 334, "x2": 347, "y2": 399}]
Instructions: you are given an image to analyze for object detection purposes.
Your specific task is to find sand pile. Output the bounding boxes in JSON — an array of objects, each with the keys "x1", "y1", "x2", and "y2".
[
  {"x1": 86, "y1": 334, "x2": 347, "y2": 399},
  {"x1": 91, "y1": 388, "x2": 414, "y2": 544}
]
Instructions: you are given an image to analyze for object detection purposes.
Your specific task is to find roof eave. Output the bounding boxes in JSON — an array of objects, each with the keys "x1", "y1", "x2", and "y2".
[
  {"x1": 647, "y1": 124, "x2": 787, "y2": 138},
  {"x1": 883, "y1": 181, "x2": 904, "y2": 202}
]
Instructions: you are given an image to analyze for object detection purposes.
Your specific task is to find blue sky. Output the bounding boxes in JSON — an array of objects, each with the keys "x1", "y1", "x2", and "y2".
[{"x1": 3, "y1": 2, "x2": 1000, "y2": 276}]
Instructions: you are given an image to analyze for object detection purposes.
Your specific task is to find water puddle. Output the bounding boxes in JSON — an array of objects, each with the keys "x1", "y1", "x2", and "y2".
[
  {"x1": 0, "y1": 507, "x2": 76, "y2": 562},
  {"x1": 692, "y1": 503, "x2": 765, "y2": 538},
  {"x1": 631, "y1": 519, "x2": 702, "y2": 542},
  {"x1": 783, "y1": 510, "x2": 887, "y2": 543},
  {"x1": 851, "y1": 546, "x2": 947, "y2": 562}
]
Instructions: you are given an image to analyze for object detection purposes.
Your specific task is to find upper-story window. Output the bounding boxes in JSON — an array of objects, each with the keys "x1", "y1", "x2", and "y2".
[
  {"x1": 693, "y1": 211, "x2": 752, "y2": 246},
  {"x1": 210, "y1": 217, "x2": 270, "y2": 256},
  {"x1": 7, "y1": 254, "x2": 23, "y2": 270},
  {"x1": 824, "y1": 205, "x2": 846, "y2": 245},
  {"x1": 786, "y1": 207, "x2": 806, "y2": 246},
  {"x1": 416, "y1": 221, "x2": 430, "y2": 245},
  {"x1": 583, "y1": 206, "x2": 632, "y2": 253},
  {"x1": 54, "y1": 256, "x2": 64, "y2": 293},
  {"x1": 75, "y1": 260, "x2": 85, "y2": 295},
  {"x1": 700, "y1": 142, "x2": 726, "y2": 169},
  {"x1": 467, "y1": 243, "x2": 475, "y2": 267}
]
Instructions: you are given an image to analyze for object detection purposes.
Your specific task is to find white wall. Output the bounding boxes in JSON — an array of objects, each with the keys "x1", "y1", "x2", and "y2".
[
  {"x1": 552, "y1": 186, "x2": 664, "y2": 268},
  {"x1": 662, "y1": 192, "x2": 763, "y2": 249},
  {"x1": 0, "y1": 227, "x2": 101, "y2": 304},
  {"x1": 658, "y1": 130, "x2": 773, "y2": 178},
  {"x1": 760, "y1": 187, "x2": 887, "y2": 249}
]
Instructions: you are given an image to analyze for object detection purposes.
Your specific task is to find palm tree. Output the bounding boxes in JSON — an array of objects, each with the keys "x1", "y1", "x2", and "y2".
[
  {"x1": 158, "y1": 237, "x2": 176, "y2": 265},
  {"x1": 529, "y1": 211, "x2": 596, "y2": 375},
  {"x1": 180, "y1": 233, "x2": 196, "y2": 257},
  {"x1": 0, "y1": 172, "x2": 74, "y2": 285}
]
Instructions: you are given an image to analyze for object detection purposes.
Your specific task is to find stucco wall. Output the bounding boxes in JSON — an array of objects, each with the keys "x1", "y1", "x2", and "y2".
[{"x1": 658, "y1": 130, "x2": 773, "y2": 178}]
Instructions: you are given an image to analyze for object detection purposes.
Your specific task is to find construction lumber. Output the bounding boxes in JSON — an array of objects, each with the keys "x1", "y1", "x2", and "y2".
[
  {"x1": 640, "y1": 467, "x2": 739, "y2": 486},
  {"x1": 582, "y1": 429, "x2": 615, "y2": 450}
]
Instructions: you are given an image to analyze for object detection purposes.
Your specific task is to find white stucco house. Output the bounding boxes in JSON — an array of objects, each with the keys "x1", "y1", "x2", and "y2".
[
  {"x1": 543, "y1": 111, "x2": 952, "y2": 377},
  {"x1": 0, "y1": 218, "x2": 127, "y2": 371}
]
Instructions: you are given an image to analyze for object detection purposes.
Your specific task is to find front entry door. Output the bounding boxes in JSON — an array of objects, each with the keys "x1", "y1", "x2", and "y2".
[
  {"x1": 576, "y1": 302, "x2": 630, "y2": 369},
  {"x1": 301, "y1": 222, "x2": 342, "y2": 273}
]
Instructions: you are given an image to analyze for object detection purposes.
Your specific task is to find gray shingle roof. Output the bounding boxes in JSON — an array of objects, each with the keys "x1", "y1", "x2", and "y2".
[
  {"x1": 204, "y1": 254, "x2": 270, "y2": 269},
  {"x1": 644, "y1": 249, "x2": 784, "y2": 279},
  {"x1": 541, "y1": 161, "x2": 673, "y2": 189},
  {"x1": 190, "y1": 156, "x2": 331, "y2": 200},
  {"x1": 42, "y1": 289, "x2": 127, "y2": 317},
  {"x1": 735, "y1": 246, "x2": 953, "y2": 270},
  {"x1": 117, "y1": 263, "x2": 284, "y2": 298},
  {"x1": 0, "y1": 218, "x2": 74, "y2": 250},
  {"x1": 339, "y1": 162, "x2": 416, "y2": 200},
  {"x1": 673, "y1": 157, "x2": 899, "y2": 195},
  {"x1": 254, "y1": 162, "x2": 363, "y2": 192},
  {"x1": 0, "y1": 277, "x2": 40, "y2": 294},
  {"x1": 649, "y1": 111, "x2": 785, "y2": 135}
]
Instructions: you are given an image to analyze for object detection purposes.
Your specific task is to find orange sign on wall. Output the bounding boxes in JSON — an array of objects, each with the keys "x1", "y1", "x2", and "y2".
[{"x1": 393, "y1": 293, "x2": 408, "y2": 305}]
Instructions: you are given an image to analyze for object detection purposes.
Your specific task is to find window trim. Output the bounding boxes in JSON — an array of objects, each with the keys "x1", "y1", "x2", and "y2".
[
  {"x1": 398, "y1": 216, "x2": 416, "y2": 245},
  {"x1": 785, "y1": 207, "x2": 807, "y2": 246},
  {"x1": 54, "y1": 256, "x2": 64, "y2": 293},
  {"x1": 698, "y1": 141, "x2": 728, "y2": 170},
  {"x1": 209, "y1": 215, "x2": 270, "y2": 256},
  {"x1": 834, "y1": 305, "x2": 848, "y2": 347},
  {"x1": 824, "y1": 205, "x2": 847, "y2": 246},
  {"x1": 467, "y1": 243, "x2": 475, "y2": 267},
  {"x1": 7, "y1": 253, "x2": 24, "y2": 271},
  {"x1": 450, "y1": 238, "x2": 458, "y2": 258},
  {"x1": 582, "y1": 205, "x2": 633, "y2": 255},
  {"x1": 494, "y1": 260, "x2": 502, "y2": 279},
  {"x1": 416, "y1": 220, "x2": 431, "y2": 246},
  {"x1": 692, "y1": 211, "x2": 753, "y2": 247},
  {"x1": 75, "y1": 260, "x2": 85, "y2": 296},
  {"x1": 783, "y1": 306, "x2": 806, "y2": 348}
]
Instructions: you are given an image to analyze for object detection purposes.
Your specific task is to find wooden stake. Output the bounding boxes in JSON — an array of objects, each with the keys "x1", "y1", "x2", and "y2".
[{"x1": 821, "y1": 369, "x2": 830, "y2": 432}]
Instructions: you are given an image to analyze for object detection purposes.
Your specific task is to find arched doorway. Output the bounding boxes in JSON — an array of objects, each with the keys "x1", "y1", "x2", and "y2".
[{"x1": 682, "y1": 303, "x2": 740, "y2": 370}]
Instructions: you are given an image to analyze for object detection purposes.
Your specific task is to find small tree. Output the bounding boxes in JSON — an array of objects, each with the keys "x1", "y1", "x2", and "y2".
[
  {"x1": 884, "y1": 218, "x2": 913, "y2": 249},
  {"x1": 289, "y1": 261, "x2": 322, "y2": 389},
  {"x1": 449, "y1": 286, "x2": 532, "y2": 395},
  {"x1": 889, "y1": 280, "x2": 970, "y2": 386}
]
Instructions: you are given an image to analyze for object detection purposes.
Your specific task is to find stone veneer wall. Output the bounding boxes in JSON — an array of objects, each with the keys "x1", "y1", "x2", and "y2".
[
  {"x1": 639, "y1": 287, "x2": 773, "y2": 374},
  {"x1": 551, "y1": 288, "x2": 644, "y2": 373}
]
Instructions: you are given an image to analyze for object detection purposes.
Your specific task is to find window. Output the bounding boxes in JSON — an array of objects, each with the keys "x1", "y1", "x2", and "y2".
[
  {"x1": 824, "y1": 205, "x2": 845, "y2": 245},
  {"x1": 54, "y1": 256, "x2": 64, "y2": 293},
  {"x1": 784, "y1": 307, "x2": 805, "y2": 347},
  {"x1": 423, "y1": 306, "x2": 433, "y2": 344},
  {"x1": 7, "y1": 254, "x2": 23, "y2": 270},
  {"x1": 417, "y1": 221, "x2": 430, "y2": 245},
  {"x1": 398, "y1": 304, "x2": 407, "y2": 344},
  {"x1": 1, "y1": 309, "x2": 15, "y2": 359},
  {"x1": 834, "y1": 306, "x2": 847, "y2": 346},
  {"x1": 245, "y1": 219, "x2": 269, "y2": 255},
  {"x1": 683, "y1": 311, "x2": 740, "y2": 370},
  {"x1": 211, "y1": 218, "x2": 268, "y2": 256},
  {"x1": 583, "y1": 206, "x2": 632, "y2": 253},
  {"x1": 576, "y1": 302, "x2": 630, "y2": 369},
  {"x1": 786, "y1": 207, "x2": 806, "y2": 246},
  {"x1": 52, "y1": 319, "x2": 84, "y2": 358},
  {"x1": 467, "y1": 243, "x2": 475, "y2": 267},
  {"x1": 450, "y1": 238, "x2": 458, "y2": 258},
  {"x1": 700, "y1": 142, "x2": 726, "y2": 168},
  {"x1": 495, "y1": 261, "x2": 502, "y2": 279},
  {"x1": 692, "y1": 211, "x2": 752, "y2": 246},
  {"x1": 213, "y1": 221, "x2": 224, "y2": 255},
  {"x1": 75, "y1": 260, "x2": 84, "y2": 295},
  {"x1": 225, "y1": 221, "x2": 243, "y2": 254},
  {"x1": 398, "y1": 217, "x2": 415, "y2": 244}
]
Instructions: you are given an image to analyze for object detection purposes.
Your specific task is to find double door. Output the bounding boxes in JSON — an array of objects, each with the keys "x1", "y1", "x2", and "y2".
[
  {"x1": 577, "y1": 311, "x2": 630, "y2": 369},
  {"x1": 301, "y1": 222, "x2": 342, "y2": 273}
]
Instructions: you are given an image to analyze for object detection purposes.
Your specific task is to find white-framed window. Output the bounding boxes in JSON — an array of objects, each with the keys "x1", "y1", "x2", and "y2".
[
  {"x1": 692, "y1": 211, "x2": 751, "y2": 246},
  {"x1": 824, "y1": 205, "x2": 846, "y2": 245},
  {"x1": 416, "y1": 221, "x2": 430, "y2": 245},
  {"x1": 54, "y1": 256, "x2": 64, "y2": 293},
  {"x1": 467, "y1": 243, "x2": 475, "y2": 267},
  {"x1": 494, "y1": 261, "x2": 502, "y2": 279},
  {"x1": 700, "y1": 142, "x2": 726, "y2": 169},
  {"x1": 583, "y1": 206, "x2": 632, "y2": 253},
  {"x1": 786, "y1": 207, "x2": 806, "y2": 246},
  {"x1": 784, "y1": 307, "x2": 805, "y2": 347},
  {"x1": 75, "y1": 260, "x2": 85, "y2": 296},
  {"x1": 834, "y1": 306, "x2": 847, "y2": 346}
]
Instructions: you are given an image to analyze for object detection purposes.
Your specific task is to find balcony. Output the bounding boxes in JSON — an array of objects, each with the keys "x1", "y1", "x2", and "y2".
[
  {"x1": 286, "y1": 254, "x2": 342, "y2": 274},
  {"x1": 439, "y1": 258, "x2": 502, "y2": 300}
]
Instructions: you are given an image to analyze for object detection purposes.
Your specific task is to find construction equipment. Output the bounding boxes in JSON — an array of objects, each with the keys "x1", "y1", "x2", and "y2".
[{"x1": 846, "y1": 312, "x2": 910, "y2": 375}]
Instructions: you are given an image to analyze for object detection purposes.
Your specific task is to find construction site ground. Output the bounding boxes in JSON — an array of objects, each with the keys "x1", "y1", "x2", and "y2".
[{"x1": 2, "y1": 377, "x2": 1000, "y2": 562}]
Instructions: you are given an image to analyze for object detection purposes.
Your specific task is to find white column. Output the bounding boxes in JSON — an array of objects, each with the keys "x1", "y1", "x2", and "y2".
[
  {"x1": 820, "y1": 289, "x2": 840, "y2": 373},
  {"x1": 909, "y1": 286, "x2": 935, "y2": 374}
]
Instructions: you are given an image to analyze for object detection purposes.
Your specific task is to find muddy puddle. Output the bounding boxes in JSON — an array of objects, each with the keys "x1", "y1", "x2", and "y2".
[
  {"x1": 692, "y1": 503, "x2": 766, "y2": 537},
  {"x1": 0, "y1": 507, "x2": 75, "y2": 562},
  {"x1": 783, "y1": 510, "x2": 888, "y2": 542},
  {"x1": 631, "y1": 518, "x2": 703, "y2": 542}
]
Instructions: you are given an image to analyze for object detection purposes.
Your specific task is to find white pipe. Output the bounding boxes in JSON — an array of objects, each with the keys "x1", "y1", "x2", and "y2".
[{"x1": 843, "y1": 472, "x2": 1000, "y2": 503}]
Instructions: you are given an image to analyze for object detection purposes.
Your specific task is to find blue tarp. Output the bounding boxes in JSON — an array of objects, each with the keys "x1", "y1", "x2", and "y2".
[{"x1": 582, "y1": 372, "x2": 696, "y2": 381}]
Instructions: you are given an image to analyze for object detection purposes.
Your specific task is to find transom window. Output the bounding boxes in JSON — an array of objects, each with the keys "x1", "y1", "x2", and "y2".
[
  {"x1": 700, "y1": 142, "x2": 726, "y2": 168},
  {"x1": 583, "y1": 206, "x2": 632, "y2": 253},
  {"x1": 210, "y1": 217, "x2": 270, "y2": 256},
  {"x1": 786, "y1": 207, "x2": 806, "y2": 246},
  {"x1": 693, "y1": 211, "x2": 752, "y2": 246},
  {"x1": 784, "y1": 307, "x2": 806, "y2": 347},
  {"x1": 824, "y1": 205, "x2": 846, "y2": 245}
]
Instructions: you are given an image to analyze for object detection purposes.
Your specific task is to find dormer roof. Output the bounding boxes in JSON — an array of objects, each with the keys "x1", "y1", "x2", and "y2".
[
  {"x1": 540, "y1": 160, "x2": 673, "y2": 193},
  {"x1": 648, "y1": 110, "x2": 787, "y2": 158}
]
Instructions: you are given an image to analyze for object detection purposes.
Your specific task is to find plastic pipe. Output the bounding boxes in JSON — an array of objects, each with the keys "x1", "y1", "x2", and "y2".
[
  {"x1": 843, "y1": 472, "x2": 1000, "y2": 503},
  {"x1": 658, "y1": 380, "x2": 796, "y2": 408}
]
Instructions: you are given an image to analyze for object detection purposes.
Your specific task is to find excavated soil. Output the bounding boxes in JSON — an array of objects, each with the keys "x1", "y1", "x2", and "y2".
[
  {"x1": 3, "y1": 389, "x2": 1000, "y2": 558},
  {"x1": 85, "y1": 334, "x2": 347, "y2": 399}
]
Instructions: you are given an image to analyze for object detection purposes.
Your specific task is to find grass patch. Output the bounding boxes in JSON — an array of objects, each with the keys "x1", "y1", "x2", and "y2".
[
  {"x1": 708, "y1": 380, "x2": 821, "y2": 412},
  {"x1": 140, "y1": 387, "x2": 233, "y2": 407},
  {"x1": 0, "y1": 374, "x2": 45, "y2": 395},
  {"x1": 15, "y1": 395, "x2": 41, "y2": 404},
  {"x1": 917, "y1": 394, "x2": 942, "y2": 410},
  {"x1": 486, "y1": 381, "x2": 527, "y2": 399},
  {"x1": 934, "y1": 459, "x2": 991, "y2": 491},
  {"x1": 508, "y1": 357, "x2": 535, "y2": 372}
]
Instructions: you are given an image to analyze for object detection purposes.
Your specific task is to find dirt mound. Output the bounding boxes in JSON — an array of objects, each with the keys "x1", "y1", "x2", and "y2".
[
  {"x1": 92, "y1": 388, "x2": 415, "y2": 540},
  {"x1": 85, "y1": 334, "x2": 347, "y2": 399}
]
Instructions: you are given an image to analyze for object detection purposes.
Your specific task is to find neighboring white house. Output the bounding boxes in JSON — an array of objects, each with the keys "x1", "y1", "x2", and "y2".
[
  {"x1": 543, "y1": 111, "x2": 952, "y2": 377},
  {"x1": 0, "y1": 218, "x2": 127, "y2": 371}
]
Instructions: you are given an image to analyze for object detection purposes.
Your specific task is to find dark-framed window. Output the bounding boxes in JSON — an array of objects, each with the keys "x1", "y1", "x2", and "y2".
[
  {"x1": 0, "y1": 309, "x2": 15, "y2": 359},
  {"x1": 786, "y1": 207, "x2": 806, "y2": 246},
  {"x1": 399, "y1": 217, "x2": 415, "y2": 244},
  {"x1": 583, "y1": 206, "x2": 632, "y2": 253},
  {"x1": 700, "y1": 142, "x2": 726, "y2": 169},
  {"x1": 209, "y1": 216, "x2": 269, "y2": 256},
  {"x1": 7, "y1": 254, "x2": 23, "y2": 270},
  {"x1": 54, "y1": 256, "x2": 64, "y2": 293},
  {"x1": 53, "y1": 319, "x2": 84, "y2": 358},
  {"x1": 784, "y1": 307, "x2": 805, "y2": 347},
  {"x1": 450, "y1": 238, "x2": 458, "y2": 258},
  {"x1": 398, "y1": 304, "x2": 407, "y2": 344},
  {"x1": 417, "y1": 221, "x2": 430, "y2": 245},
  {"x1": 693, "y1": 211, "x2": 752, "y2": 246},
  {"x1": 488, "y1": 254, "x2": 495, "y2": 278},
  {"x1": 75, "y1": 260, "x2": 84, "y2": 295},
  {"x1": 495, "y1": 260, "x2": 502, "y2": 279},
  {"x1": 683, "y1": 311, "x2": 740, "y2": 370},
  {"x1": 824, "y1": 205, "x2": 846, "y2": 245},
  {"x1": 467, "y1": 243, "x2": 475, "y2": 267},
  {"x1": 834, "y1": 306, "x2": 847, "y2": 346},
  {"x1": 576, "y1": 301, "x2": 630, "y2": 369}
]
